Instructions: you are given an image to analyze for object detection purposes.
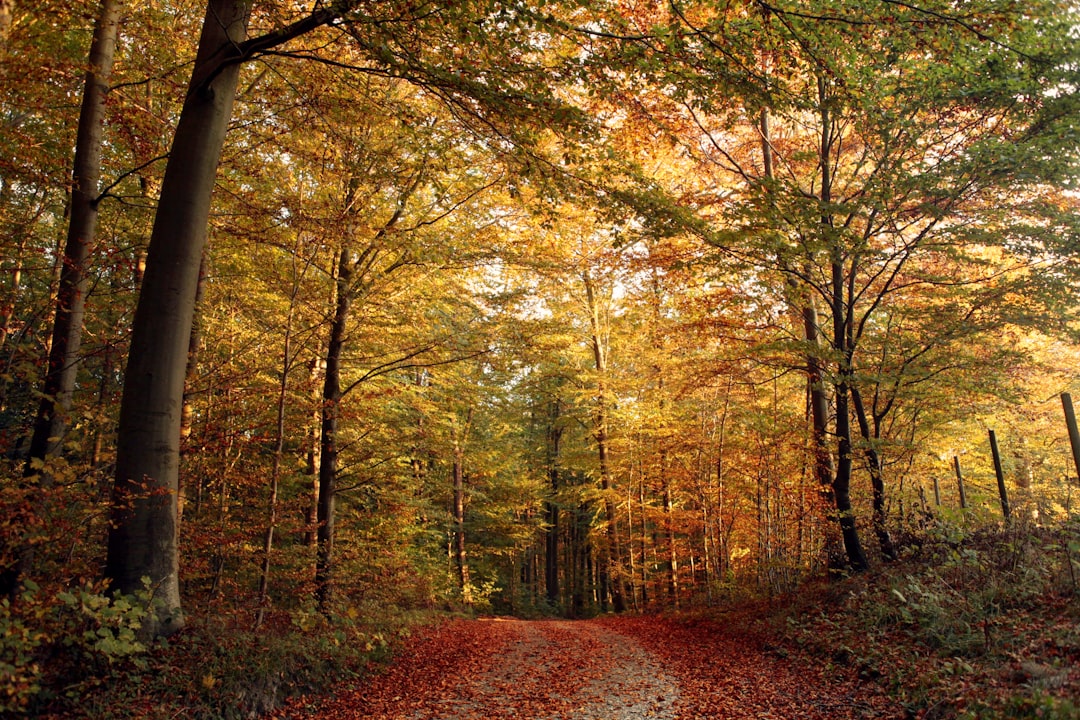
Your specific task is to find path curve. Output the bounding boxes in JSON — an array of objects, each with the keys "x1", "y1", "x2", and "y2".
[{"x1": 281, "y1": 616, "x2": 895, "y2": 719}]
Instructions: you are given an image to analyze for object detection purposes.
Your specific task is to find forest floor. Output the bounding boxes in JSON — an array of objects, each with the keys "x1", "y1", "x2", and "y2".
[
  {"x1": 277, "y1": 613, "x2": 899, "y2": 720},
  {"x1": 21, "y1": 527, "x2": 1077, "y2": 718}
]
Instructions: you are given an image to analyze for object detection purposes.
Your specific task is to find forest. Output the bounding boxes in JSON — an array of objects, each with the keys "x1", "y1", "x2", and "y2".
[{"x1": 1, "y1": 0, "x2": 1079, "y2": 717}]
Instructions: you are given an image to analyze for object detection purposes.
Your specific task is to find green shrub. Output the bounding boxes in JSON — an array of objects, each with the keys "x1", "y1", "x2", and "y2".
[
  {"x1": 0, "y1": 577, "x2": 159, "y2": 714},
  {"x1": 56, "y1": 579, "x2": 152, "y2": 663},
  {"x1": 0, "y1": 585, "x2": 46, "y2": 714},
  {"x1": 960, "y1": 691, "x2": 1080, "y2": 720}
]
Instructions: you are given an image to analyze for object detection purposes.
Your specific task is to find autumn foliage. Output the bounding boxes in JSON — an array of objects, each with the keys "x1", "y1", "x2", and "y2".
[{"x1": 1, "y1": 0, "x2": 1079, "y2": 717}]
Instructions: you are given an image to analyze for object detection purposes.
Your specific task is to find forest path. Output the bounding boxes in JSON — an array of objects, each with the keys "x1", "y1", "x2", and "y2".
[{"x1": 282, "y1": 615, "x2": 897, "y2": 719}]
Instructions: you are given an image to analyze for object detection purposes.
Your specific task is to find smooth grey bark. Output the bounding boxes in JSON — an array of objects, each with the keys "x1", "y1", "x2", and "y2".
[
  {"x1": 178, "y1": 252, "x2": 208, "y2": 453},
  {"x1": 0, "y1": 0, "x2": 120, "y2": 599},
  {"x1": 105, "y1": 0, "x2": 340, "y2": 638},
  {"x1": 26, "y1": 0, "x2": 121, "y2": 469},
  {"x1": 105, "y1": 0, "x2": 252, "y2": 637}
]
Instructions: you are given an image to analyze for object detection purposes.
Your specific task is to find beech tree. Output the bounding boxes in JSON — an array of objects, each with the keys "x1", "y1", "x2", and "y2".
[
  {"x1": 106, "y1": 0, "x2": 255, "y2": 636},
  {"x1": 26, "y1": 0, "x2": 121, "y2": 469},
  {"x1": 104, "y1": 0, "x2": 594, "y2": 634},
  {"x1": 0, "y1": 0, "x2": 124, "y2": 598}
]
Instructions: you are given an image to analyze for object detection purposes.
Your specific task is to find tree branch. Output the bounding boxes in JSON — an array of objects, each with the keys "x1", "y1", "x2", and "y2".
[
  {"x1": 198, "y1": 7, "x2": 339, "y2": 94},
  {"x1": 93, "y1": 154, "x2": 170, "y2": 207}
]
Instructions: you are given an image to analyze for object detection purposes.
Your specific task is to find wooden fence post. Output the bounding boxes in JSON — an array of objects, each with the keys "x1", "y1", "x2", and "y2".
[
  {"x1": 1062, "y1": 393, "x2": 1080, "y2": 486},
  {"x1": 953, "y1": 456, "x2": 968, "y2": 509},
  {"x1": 988, "y1": 429, "x2": 1011, "y2": 522},
  {"x1": 932, "y1": 476, "x2": 941, "y2": 506}
]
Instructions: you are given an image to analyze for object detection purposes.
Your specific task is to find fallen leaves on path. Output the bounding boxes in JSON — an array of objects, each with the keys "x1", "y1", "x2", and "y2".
[
  {"x1": 598, "y1": 615, "x2": 902, "y2": 719},
  {"x1": 276, "y1": 614, "x2": 899, "y2": 719}
]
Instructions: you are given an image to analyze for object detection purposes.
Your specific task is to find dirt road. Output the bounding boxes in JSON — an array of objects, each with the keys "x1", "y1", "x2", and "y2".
[{"x1": 282, "y1": 616, "x2": 896, "y2": 719}]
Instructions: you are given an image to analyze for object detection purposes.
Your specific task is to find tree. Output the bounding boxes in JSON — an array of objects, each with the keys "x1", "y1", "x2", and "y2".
[
  {"x1": 26, "y1": 0, "x2": 122, "y2": 469},
  {"x1": 104, "y1": 0, "x2": 601, "y2": 635},
  {"x1": 107, "y1": 0, "x2": 264, "y2": 636},
  {"x1": 602, "y1": 0, "x2": 1080, "y2": 570},
  {"x1": 313, "y1": 170, "x2": 422, "y2": 613},
  {"x1": 0, "y1": 0, "x2": 124, "y2": 599},
  {"x1": 543, "y1": 394, "x2": 563, "y2": 607}
]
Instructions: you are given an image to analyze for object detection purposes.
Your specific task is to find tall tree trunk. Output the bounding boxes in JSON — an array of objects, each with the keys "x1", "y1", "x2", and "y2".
[
  {"x1": 802, "y1": 306, "x2": 837, "y2": 497},
  {"x1": 830, "y1": 288, "x2": 868, "y2": 570},
  {"x1": 255, "y1": 288, "x2": 296, "y2": 628},
  {"x1": 312, "y1": 174, "x2": 414, "y2": 613},
  {"x1": 637, "y1": 467, "x2": 649, "y2": 609},
  {"x1": 314, "y1": 247, "x2": 350, "y2": 615},
  {"x1": 544, "y1": 399, "x2": 562, "y2": 606},
  {"x1": 452, "y1": 408, "x2": 473, "y2": 601},
  {"x1": 714, "y1": 378, "x2": 732, "y2": 583},
  {"x1": 0, "y1": 183, "x2": 28, "y2": 354},
  {"x1": 850, "y1": 385, "x2": 897, "y2": 561},
  {"x1": 106, "y1": 0, "x2": 251, "y2": 637},
  {"x1": 27, "y1": 0, "x2": 121, "y2": 470},
  {"x1": 583, "y1": 270, "x2": 626, "y2": 613},
  {"x1": 177, "y1": 251, "x2": 208, "y2": 522},
  {"x1": 762, "y1": 106, "x2": 844, "y2": 571},
  {"x1": 570, "y1": 504, "x2": 586, "y2": 617},
  {"x1": 646, "y1": 264, "x2": 678, "y2": 607},
  {"x1": 178, "y1": 252, "x2": 208, "y2": 449},
  {"x1": 89, "y1": 342, "x2": 113, "y2": 467},
  {"x1": 661, "y1": 462, "x2": 679, "y2": 608},
  {"x1": 452, "y1": 448, "x2": 469, "y2": 597},
  {"x1": 820, "y1": 78, "x2": 868, "y2": 572},
  {"x1": 105, "y1": 0, "x2": 338, "y2": 638},
  {"x1": 595, "y1": 393, "x2": 625, "y2": 612},
  {"x1": 801, "y1": 299, "x2": 849, "y2": 572},
  {"x1": 626, "y1": 476, "x2": 639, "y2": 611},
  {"x1": 304, "y1": 357, "x2": 323, "y2": 547}
]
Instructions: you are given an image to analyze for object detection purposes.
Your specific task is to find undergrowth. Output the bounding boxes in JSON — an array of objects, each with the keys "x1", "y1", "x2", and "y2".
[
  {"x1": 2, "y1": 587, "x2": 435, "y2": 719},
  {"x1": 775, "y1": 517, "x2": 1080, "y2": 719}
]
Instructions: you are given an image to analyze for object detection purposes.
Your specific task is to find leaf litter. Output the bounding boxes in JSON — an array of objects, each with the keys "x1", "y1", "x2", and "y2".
[{"x1": 277, "y1": 615, "x2": 896, "y2": 719}]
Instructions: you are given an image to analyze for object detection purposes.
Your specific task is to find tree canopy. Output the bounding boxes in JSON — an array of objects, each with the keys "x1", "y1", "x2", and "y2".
[{"x1": 0, "y1": 0, "x2": 1078, "y2": 712}]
